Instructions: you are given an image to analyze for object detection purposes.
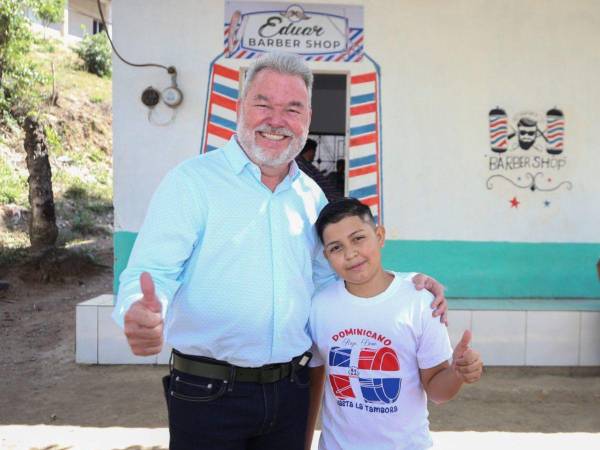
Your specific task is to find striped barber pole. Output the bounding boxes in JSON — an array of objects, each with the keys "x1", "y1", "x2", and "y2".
[
  {"x1": 546, "y1": 108, "x2": 565, "y2": 155},
  {"x1": 348, "y1": 71, "x2": 381, "y2": 223},
  {"x1": 202, "y1": 63, "x2": 239, "y2": 153},
  {"x1": 489, "y1": 107, "x2": 509, "y2": 153},
  {"x1": 200, "y1": 54, "x2": 384, "y2": 223},
  {"x1": 224, "y1": 20, "x2": 260, "y2": 59}
]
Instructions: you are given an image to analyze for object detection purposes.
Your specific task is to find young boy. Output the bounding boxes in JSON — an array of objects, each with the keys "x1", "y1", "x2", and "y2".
[{"x1": 309, "y1": 198, "x2": 483, "y2": 450}]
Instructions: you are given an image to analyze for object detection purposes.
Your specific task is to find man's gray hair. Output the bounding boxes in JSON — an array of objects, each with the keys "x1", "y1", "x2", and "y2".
[{"x1": 241, "y1": 52, "x2": 313, "y2": 102}]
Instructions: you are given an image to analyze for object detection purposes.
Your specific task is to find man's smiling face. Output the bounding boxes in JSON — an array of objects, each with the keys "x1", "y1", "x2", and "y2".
[{"x1": 237, "y1": 69, "x2": 311, "y2": 168}]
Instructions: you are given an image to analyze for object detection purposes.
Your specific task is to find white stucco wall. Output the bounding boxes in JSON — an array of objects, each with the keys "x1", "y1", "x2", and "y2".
[
  {"x1": 370, "y1": 1, "x2": 600, "y2": 243},
  {"x1": 113, "y1": 0, "x2": 224, "y2": 232},
  {"x1": 113, "y1": 0, "x2": 600, "y2": 244}
]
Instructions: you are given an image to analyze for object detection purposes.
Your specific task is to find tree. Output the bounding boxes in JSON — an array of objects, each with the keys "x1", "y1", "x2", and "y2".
[
  {"x1": 23, "y1": 115, "x2": 58, "y2": 252},
  {"x1": 32, "y1": 0, "x2": 65, "y2": 38},
  {"x1": 1, "y1": 1, "x2": 57, "y2": 252},
  {"x1": 0, "y1": 0, "x2": 42, "y2": 123},
  {"x1": 0, "y1": 0, "x2": 31, "y2": 90}
]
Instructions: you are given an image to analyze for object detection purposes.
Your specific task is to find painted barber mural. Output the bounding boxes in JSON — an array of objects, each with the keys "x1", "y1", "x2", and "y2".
[{"x1": 486, "y1": 107, "x2": 571, "y2": 208}]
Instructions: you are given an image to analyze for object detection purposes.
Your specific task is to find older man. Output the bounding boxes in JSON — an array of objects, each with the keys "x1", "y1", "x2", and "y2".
[{"x1": 113, "y1": 52, "x2": 450, "y2": 450}]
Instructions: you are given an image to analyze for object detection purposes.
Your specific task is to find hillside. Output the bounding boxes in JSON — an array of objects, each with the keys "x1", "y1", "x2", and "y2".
[{"x1": 0, "y1": 37, "x2": 113, "y2": 276}]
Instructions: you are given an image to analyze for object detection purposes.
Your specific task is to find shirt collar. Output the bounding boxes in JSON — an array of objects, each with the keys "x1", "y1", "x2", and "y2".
[
  {"x1": 288, "y1": 159, "x2": 300, "y2": 181},
  {"x1": 223, "y1": 136, "x2": 253, "y2": 175},
  {"x1": 224, "y1": 136, "x2": 301, "y2": 182}
]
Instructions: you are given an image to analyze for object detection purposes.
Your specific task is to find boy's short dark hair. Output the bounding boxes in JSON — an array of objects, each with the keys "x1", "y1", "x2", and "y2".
[{"x1": 315, "y1": 197, "x2": 376, "y2": 243}]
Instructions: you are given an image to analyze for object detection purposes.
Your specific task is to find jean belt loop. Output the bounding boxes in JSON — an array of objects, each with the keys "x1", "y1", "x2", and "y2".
[
  {"x1": 226, "y1": 364, "x2": 236, "y2": 392},
  {"x1": 290, "y1": 359, "x2": 297, "y2": 383}
]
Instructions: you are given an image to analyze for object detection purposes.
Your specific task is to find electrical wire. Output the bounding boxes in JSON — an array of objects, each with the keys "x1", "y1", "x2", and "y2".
[
  {"x1": 148, "y1": 107, "x2": 177, "y2": 127},
  {"x1": 96, "y1": 0, "x2": 175, "y2": 73}
]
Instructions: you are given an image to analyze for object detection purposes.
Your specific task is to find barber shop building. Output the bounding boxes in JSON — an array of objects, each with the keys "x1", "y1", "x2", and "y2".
[{"x1": 76, "y1": 0, "x2": 600, "y2": 367}]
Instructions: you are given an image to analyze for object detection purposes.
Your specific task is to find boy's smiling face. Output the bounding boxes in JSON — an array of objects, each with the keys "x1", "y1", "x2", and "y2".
[{"x1": 322, "y1": 215, "x2": 387, "y2": 293}]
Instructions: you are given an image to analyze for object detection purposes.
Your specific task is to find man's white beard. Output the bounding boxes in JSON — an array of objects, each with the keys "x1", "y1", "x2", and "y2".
[{"x1": 237, "y1": 113, "x2": 308, "y2": 167}]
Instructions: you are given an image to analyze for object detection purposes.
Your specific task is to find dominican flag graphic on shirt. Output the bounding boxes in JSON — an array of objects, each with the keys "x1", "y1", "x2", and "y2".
[
  {"x1": 329, "y1": 346, "x2": 401, "y2": 404},
  {"x1": 329, "y1": 347, "x2": 356, "y2": 399}
]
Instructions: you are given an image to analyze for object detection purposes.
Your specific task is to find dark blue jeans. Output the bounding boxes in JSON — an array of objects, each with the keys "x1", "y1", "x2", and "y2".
[{"x1": 162, "y1": 361, "x2": 311, "y2": 450}]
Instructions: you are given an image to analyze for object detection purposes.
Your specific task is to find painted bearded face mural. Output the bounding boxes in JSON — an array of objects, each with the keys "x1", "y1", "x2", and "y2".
[
  {"x1": 488, "y1": 108, "x2": 565, "y2": 155},
  {"x1": 517, "y1": 118, "x2": 538, "y2": 150}
]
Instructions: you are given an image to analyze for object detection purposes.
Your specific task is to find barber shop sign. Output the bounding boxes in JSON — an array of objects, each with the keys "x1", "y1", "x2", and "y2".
[
  {"x1": 225, "y1": 2, "x2": 364, "y2": 61},
  {"x1": 485, "y1": 107, "x2": 572, "y2": 209}
]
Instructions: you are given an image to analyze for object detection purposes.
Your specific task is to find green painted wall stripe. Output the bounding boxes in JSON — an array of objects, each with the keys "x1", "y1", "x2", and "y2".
[
  {"x1": 113, "y1": 231, "x2": 137, "y2": 295},
  {"x1": 114, "y1": 232, "x2": 600, "y2": 306},
  {"x1": 449, "y1": 298, "x2": 600, "y2": 311},
  {"x1": 381, "y1": 240, "x2": 600, "y2": 299}
]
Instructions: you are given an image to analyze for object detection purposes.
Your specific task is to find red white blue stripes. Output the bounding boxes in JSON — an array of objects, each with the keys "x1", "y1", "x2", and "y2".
[
  {"x1": 489, "y1": 115, "x2": 509, "y2": 151},
  {"x1": 304, "y1": 28, "x2": 364, "y2": 62},
  {"x1": 546, "y1": 111, "x2": 565, "y2": 154},
  {"x1": 202, "y1": 64, "x2": 239, "y2": 153},
  {"x1": 348, "y1": 71, "x2": 381, "y2": 222}
]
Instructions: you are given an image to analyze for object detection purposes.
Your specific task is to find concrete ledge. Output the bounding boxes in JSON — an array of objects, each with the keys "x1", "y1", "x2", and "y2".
[
  {"x1": 76, "y1": 295, "x2": 600, "y2": 366},
  {"x1": 76, "y1": 294, "x2": 171, "y2": 365}
]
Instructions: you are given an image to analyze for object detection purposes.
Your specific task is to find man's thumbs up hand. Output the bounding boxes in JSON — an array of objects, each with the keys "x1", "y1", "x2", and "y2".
[
  {"x1": 139, "y1": 271, "x2": 161, "y2": 313},
  {"x1": 451, "y1": 330, "x2": 483, "y2": 384},
  {"x1": 124, "y1": 272, "x2": 164, "y2": 356}
]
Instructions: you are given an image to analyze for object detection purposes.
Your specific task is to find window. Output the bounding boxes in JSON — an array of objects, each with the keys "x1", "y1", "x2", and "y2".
[{"x1": 92, "y1": 19, "x2": 105, "y2": 34}]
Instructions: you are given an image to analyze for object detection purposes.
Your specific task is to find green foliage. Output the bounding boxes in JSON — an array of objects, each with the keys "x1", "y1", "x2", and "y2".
[
  {"x1": 74, "y1": 32, "x2": 112, "y2": 78},
  {"x1": 0, "y1": 0, "x2": 46, "y2": 122},
  {"x1": 31, "y1": 0, "x2": 65, "y2": 26},
  {"x1": 0, "y1": 157, "x2": 28, "y2": 205},
  {"x1": 64, "y1": 184, "x2": 86, "y2": 200},
  {"x1": 71, "y1": 209, "x2": 100, "y2": 235},
  {"x1": 0, "y1": 61, "x2": 47, "y2": 117},
  {"x1": 0, "y1": 0, "x2": 32, "y2": 60},
  {"x1": 0, "y1": 236, "x2": 29, "y2": 265},
  {"x1": 62, "y1": 180, "x2": 112, "y2": 236},
  {"x1": 33, "y1": 35, "x2": 57, "y2": 52},
  {"x1": 44, "y1": 123, "x2": 63, "y2": 154}
]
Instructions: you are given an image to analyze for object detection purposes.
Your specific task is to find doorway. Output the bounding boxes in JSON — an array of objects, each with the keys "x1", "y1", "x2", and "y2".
[{"x1": 307, "y1": 73, "x2": 348, "y2": 198}]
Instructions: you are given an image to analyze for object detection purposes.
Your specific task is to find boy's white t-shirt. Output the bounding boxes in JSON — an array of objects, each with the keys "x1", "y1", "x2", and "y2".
[{"x1": 309, "y1": 273, "x2": 453, "y2": 450}]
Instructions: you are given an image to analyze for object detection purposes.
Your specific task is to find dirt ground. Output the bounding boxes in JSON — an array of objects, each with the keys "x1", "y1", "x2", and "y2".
[{"x1": 1, "y1": 241, "x2": 599, "y2": 439}]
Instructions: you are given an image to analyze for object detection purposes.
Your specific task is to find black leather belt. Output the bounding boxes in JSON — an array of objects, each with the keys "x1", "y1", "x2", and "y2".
[{"x1": 172, "y1": 351, "x2": 311, "y2": 384}]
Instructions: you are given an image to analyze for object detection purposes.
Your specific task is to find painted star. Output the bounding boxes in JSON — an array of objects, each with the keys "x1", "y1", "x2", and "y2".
[{"x1": 510, "y1": 197, "x2": 520, "y2": 208}]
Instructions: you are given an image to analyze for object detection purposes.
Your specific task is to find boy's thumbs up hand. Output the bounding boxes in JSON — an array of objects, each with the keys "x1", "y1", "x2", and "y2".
[
  {"x1": 451, "y1": 330, "x2": 483, "y2": 384},
  {"x1": 452, "y1": 330, "x2": 472, "y2": 360},
  {"x1": 124, "y1": 272, "x2": 164, "y2": 356}
]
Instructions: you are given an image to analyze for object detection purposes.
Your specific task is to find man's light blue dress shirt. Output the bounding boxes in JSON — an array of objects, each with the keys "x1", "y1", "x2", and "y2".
[{"x1": 112, "y1": 137, "x2": 336, "y2": 367}]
